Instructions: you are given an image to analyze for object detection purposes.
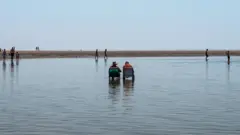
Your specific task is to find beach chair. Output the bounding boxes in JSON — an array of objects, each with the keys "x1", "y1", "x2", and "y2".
[
  {"x1": 123, "y1": 68, "x2": 135, "y2": 80},
  {"x1": 109, "y1": 68, "x2": 120, "y2": 81}
]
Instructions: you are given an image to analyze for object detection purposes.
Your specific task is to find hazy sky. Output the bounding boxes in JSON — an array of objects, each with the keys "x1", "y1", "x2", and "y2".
[{"x1": 0, "y1": 0, "x2": 239, "y2": 50}]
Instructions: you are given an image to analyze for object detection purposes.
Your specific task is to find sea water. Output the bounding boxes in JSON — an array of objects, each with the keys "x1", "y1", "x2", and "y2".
[{"x1": 0, "y1": 57, "x2": 240, "y2": 135}]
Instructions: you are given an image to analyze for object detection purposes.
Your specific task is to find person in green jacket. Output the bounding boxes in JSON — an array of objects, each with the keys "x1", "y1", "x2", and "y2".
[{"x1": 109, "y1": 61, "x2": 121, "y2": 80}]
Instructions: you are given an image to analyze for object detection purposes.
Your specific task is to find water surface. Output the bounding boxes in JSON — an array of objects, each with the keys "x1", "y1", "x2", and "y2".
[{"x1": 0, "y1": 57, "x2": 240, "y2": 135}]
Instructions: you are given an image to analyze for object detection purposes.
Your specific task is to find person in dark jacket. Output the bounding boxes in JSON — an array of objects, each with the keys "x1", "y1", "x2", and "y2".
[
  {"x1": 205, "y1": 49, "x2": 208, "y2": 61},
  {"x1": 104, "y1": 49, "x2": 108, "y2": 59},
  {"x1": 2, "y1": 49, "x2": 6, "y2": 60},
  {"x1": 95, "y1": 49, "x2": 99, "y2": 60},
  {"x1": 226, "y1": 50, "x2": 230, "y2": 64},
  {"x1": 10, "y1": 47, "x2": 15, "y2": 60}
]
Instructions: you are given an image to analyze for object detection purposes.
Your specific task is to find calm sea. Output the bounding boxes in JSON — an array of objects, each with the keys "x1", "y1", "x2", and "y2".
[{"x1": 0, "y1": 57, "x2": 240, "y2": 135}]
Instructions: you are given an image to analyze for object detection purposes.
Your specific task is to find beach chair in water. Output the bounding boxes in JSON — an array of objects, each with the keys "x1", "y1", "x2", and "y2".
[
  {"x1": 123, "y1": 68, "x2": 135, "y2": 80},
  {"x1": 109, "y1": 68, "x2": 120, "y2": 81}
]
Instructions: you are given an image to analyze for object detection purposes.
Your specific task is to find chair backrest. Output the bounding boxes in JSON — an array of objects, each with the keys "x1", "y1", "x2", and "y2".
[
  {"x1": 109, "y1": 67, "x2": 119, "y2": 73},
  {"x1": 123, "y1": 68, "x2": 133, "y2": 77}
]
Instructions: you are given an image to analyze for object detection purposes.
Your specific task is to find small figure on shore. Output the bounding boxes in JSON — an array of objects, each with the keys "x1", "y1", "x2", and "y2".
[
  {"x1": 36, "y1": 46, "x2": 40, "y2": 51},
  {"x1": 10, "y1": 47, "x2": 15, "y2": 61},
  {"x1": 95, "y1": 49, "x2": 99, "y2": 60},
  {"x1": 205, "y1": 49, "x2": 208, "y2": 61},
  {"x1": 16, "y1": 52, "x2": 20, "y2": 60},
  {"x1": 0, "y1": 48, "x2": 1, "y2": 52},
  {"x1": 226, "y1": 50, "x2": 230, "y2": 64},
  {"x1": 2, "y1": 49, "x2": 6, "y2": 60},
  {"x1": 104, "y1": 49, "x2": 108, "y2": 59}
]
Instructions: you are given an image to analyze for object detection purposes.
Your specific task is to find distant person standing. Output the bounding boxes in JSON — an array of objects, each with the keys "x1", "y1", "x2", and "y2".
[
  {"x1": 95, "y1": 49, "x2": 99, "y2": 60},
  {"x1": 2, "y1": 49, "x2": 6, "y2": 60},
  {"x1": 205, "y1": 49, "x2": 209, "y2": 61},
  {"x1": 16, "y1": 52, "x2": 20, "y2": 60},
  {"x1": 36, "y1": 46, "x2": 40, "y2": 51},
  {"x1": 226, "y1": 50, "x2": 230, "y2": 64},
  {"x1": 104, "y1": 49, "x2": 108, "y2": 59},
  {"x1": 10, "y1": 47, "x2": 15, "y2": 61}
]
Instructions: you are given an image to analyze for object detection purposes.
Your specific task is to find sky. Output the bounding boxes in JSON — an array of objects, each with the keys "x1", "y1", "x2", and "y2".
[{"x1": 0, "y1": 0, "x2": 240, "y2": 50}]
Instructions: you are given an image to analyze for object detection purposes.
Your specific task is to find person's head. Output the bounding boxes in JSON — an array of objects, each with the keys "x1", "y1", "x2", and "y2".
[
  {"x1": 112, "y1": 61, "x2": 117, "y2": 66},
  {"x1": 125, "y1": 61, "x2": 129, "y2": 65}
]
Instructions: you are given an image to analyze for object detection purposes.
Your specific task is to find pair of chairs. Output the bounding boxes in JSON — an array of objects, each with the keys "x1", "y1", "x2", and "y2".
[{"x1": 109, "y1": 68, "x2": 135, "y2": 81}]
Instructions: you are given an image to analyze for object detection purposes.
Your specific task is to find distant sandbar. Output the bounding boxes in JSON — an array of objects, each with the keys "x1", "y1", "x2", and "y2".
[{"x1": 0, "y1": 50, "x2": 239, "y2": 59}]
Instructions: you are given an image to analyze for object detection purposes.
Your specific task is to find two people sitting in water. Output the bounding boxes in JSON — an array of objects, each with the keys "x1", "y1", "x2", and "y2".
[{"x1": 109, "y1": 61, "x2": 134, "y2": 80}]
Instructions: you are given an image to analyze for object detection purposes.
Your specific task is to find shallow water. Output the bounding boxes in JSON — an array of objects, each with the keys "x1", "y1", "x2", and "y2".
[{"x1": 0, "y1": 57, "x2": 240, "y2": 135}]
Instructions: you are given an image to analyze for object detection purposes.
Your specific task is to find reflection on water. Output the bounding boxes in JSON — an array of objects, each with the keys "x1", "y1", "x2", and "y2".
[
  {"x1": 108, "y1": 79, "x2": 121, "y2": 89},
  {"x1": 2, "y1": 60, "x2": 6, "y2": 75},
  {"x1": 227, "y1": 59, "x2": 230, "y2": 65},
  {"x1": 10, "y1": 60, "x2": 14, "y2": 95},
  {"x1": 108, "y1": 79, "x2": 121, "y2": 103},
  {"x1": 0, "y1": 57, "x2": 240, "y2": 135},
  {"x1": 95, "y1": 60, "x2": 98, "y2": 72},
  {"x1": 227, "y1": 63, "x2": 230, "y2": 82},
  {"x1": 104, "y1": 58, "x2": 107, "y2": 66},
  {"x1": 104, "y1": 59, "x2": 108, "y2": 78},
  {"x1": 122, "y1": 79, "x2": 135, "y2": 113},
  {"x1": 16, "y1": 60, "x2": 19, "y2": 85},
  {"x1": 205, "y1": 61, "x2": 208, "y2": 80},
  {"x1": 123, "y1": 79, "x2": 135, "y2": 97},
  {"x1": 16, "y1": 59, "x2": 19, "y2": 66},
  {"x1": 10, "y1": 60, "x2": 14, "y2": 69},
  {"x1": 2, "y1": 61, "x2": 6, "y2": 92}
]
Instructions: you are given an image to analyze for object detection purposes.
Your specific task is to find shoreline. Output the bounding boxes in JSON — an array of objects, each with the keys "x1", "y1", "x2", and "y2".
[{"x1": 0, "y1": 50, "x2": 239, "y2": 59}]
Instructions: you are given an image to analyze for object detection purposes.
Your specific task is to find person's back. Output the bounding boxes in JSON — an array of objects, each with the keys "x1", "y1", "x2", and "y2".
[
  {"x1": 109, "y1": 62, "x2": 121, "y2": 78},
  {"x1": 123, "y1": 61, "x2": 134, "y2": 79},
  {"x1": 123, "y1": 64, "x2": 132, "y2": 68},
  {"x1": 109, "y1": 65, "x2": 121, "y2": 73},
  {"x1": 123, "y1": 61, "x2": 134, "y2": 71}
]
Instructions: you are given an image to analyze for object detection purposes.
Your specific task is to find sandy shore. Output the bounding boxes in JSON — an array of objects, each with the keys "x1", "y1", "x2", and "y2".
[{"x1": 0, "y1": 50, "x2": 239, "y2": 59}]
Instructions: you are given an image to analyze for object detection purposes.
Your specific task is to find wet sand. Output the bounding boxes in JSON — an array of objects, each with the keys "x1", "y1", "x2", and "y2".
[{"x1": 0, "y1": 50, "x2": 239, "y2": 59}]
